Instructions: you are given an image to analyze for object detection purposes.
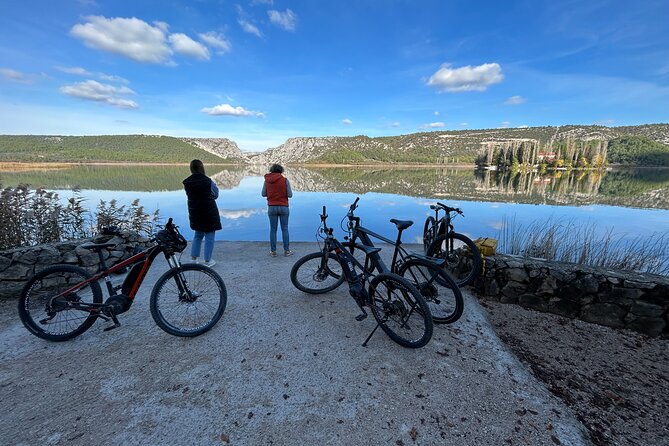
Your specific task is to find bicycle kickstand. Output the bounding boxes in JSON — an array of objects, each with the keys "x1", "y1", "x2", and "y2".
[{"x1": 362, "y1": 319, "x2": 384, "y2": 347}]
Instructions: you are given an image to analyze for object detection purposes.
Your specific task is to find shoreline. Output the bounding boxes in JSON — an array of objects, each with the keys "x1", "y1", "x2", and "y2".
[{"x1": 2, "y1": 161, "x2": 666, "y2": 171}]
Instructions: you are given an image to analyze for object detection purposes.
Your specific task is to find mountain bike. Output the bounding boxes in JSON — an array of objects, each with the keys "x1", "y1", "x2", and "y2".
[
  {"x1": 423, "y1": 202, "x2": 482, "y2": 287},
  {"x1": 337, "y1": 198, "x2": 463, "y2": 324},
  {"x1": 18, "y1": 218, "x2": 227, "y2": 341},
  {"x1": 290, "y1": 206, "x2": 433, "y2": 348}
]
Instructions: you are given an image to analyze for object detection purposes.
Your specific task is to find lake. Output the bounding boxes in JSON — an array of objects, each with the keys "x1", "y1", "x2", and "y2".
[{"x1": 1, "y1": 165, "x2": 668, "y2": 248}]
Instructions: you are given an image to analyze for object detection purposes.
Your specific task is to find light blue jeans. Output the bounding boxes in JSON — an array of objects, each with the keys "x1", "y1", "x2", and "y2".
[
  {"x1": 268, "y1": 206, "x2": 289, "y2": 252},
  {"x1": 191, "y1": 231, "x2": 216, "y2": 262}
]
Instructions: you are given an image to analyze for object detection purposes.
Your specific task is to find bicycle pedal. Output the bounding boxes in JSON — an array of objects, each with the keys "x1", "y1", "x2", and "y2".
[{"x1": 355, "y1": 313, "x2": 368, "y2": 322}]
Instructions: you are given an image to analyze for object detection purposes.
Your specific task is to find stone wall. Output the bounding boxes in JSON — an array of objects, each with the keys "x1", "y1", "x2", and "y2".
[
  {"x1": 0, "y1": 232, "x2": 149, "y2": 299},
  {"x1": 473, "y1": 254, "x2": 669, "y2": 337}
]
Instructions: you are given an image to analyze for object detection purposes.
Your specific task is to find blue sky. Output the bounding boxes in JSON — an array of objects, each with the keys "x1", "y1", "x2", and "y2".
[{"x1": 1, "y1": 0, "x2": 668, "y2": 151}]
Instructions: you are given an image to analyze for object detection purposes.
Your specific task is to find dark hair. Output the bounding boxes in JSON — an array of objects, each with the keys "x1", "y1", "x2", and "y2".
[
  {"x1": 190, "y1": 159, "x2": 205, "y2": 174},
  {"x1": 269, "y1": 164, "x2": 284, "y2": 174}
]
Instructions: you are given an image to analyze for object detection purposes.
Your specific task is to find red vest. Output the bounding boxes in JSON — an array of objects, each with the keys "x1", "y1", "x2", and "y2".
[{"x1": 265, "y1": 173, "x2": 289, "y2": 206}]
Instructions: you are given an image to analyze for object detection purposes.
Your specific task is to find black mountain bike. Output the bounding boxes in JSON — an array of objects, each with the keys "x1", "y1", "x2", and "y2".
[
  {"x1": 340, "y1": 198, "x2": 464, "y2": 325},
  {"x1": 290, "y1": 206, "x2": 433, "y2": 348},
  {"x1": 18, "y1": 218, "x2": 227, "y2": 341},
  {"x1": 423, "y1": 202, "x2": 482, "y2": 287}
]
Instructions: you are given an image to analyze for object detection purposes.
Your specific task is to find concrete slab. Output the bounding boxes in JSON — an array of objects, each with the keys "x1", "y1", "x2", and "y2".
[{"x1": 0, "y1": 242, "x2": 587, "y2": 445}]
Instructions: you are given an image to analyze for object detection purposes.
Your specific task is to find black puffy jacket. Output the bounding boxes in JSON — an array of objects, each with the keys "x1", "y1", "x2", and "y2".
[{"x1": 183, "y1": 173, "x2": 222, "y2": 232}]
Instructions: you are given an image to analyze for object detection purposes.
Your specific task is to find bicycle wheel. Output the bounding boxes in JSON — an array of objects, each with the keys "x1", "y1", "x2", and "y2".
[
  {"x1": 290, "y1": 252, "x2": 345, "y2": 294},
  {"x1": 368, "y1": 273, "x2": 433, "y2": 348},
  {"x1": 427, "y1": 232, "x2": 482, "y2": 287},
  {"x1": 150, "y1": 264, "x2": 227, "y2": 337},
  {"x1": 422, "y1": 216, "x2": 437, "y2": 254},
  {"x1": 398, "y1": 258, "x2": 464, "y2": 324},
  {"x1": 18, "y1": 265, "x2": 103, "y2": 341}
]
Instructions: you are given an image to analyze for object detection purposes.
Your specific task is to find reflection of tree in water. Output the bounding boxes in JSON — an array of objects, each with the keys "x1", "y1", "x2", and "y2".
[{"x1": 474, "y1": 170, "x2": 605, "y2": 198}]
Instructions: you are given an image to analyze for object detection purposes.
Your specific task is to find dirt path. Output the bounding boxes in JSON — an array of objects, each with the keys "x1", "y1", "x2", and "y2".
[
  {"x1": 0, "y1": 242, "x2": 586, "y2": 445},
  {"x1": 480, "y1": 299, "x2": 669, "y2": 446}
]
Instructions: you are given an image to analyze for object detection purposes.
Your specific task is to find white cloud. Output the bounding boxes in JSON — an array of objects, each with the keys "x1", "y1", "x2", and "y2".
[
  {"x1": 433, "y1": 111, "x2": 440, "y2": 116},
  {"x1": 427, "y1": 63, "x2": 503, "y2": 92},
  {"x1": 391, "y1": 122, "x2": 400, "y2": 128},
  {"x1": 505, "y1": 95, "x2": 526, "y2": 105},
  {"x1": 0, "y1": 68, "x2": 32, "y2": 83},
  {"x1": 236, "y1": 6, "x2": 262, "y2": 37},
  {"x1": 268, "y1": 9, "x2": 297, "y2": 31},
  {"x1": 60, "y1": 80, "x2": 138, "y2": 109},
  {"x1": 56, "y1": 66, "x2": 129, "y2": 84},
  {"x1": 57, "y1": 66, "x2": 92, "y2": 76},
  {"x1": 459, "y1": 122, "x2": 469, "y2": 127},
  {"x1": 98, "y1": 73, "x2": 129, "y2": 83},
  {"x1": 498, "y1": 121, "x2": 511, "y2": 128},
  {"x1": 251, "y1": 0, "x2": 273, "y2": 5},
  {"x1": 420, "y1": 122, "x2": 446, "y2": 129},
  {"x1": 199, "y1": 32, "x2": 231, "y2": 54},
  {"x1": 239, "y1": 19, "x2": 262, "y2": 37},
  {"x1": 169, "y1": 33, "x2": 210, "y2": 60},
  {"x1": 201, "y1": 103, "x2": 264, "y2": 117},
  {"x1": 517, "y1": 124, "x2": 529, "y2": 128},
  {"x1": 70, "y1": 16, "x2": 172, "y2": 64},
  {"x1": 342, "y1": 118, "x2": 352, "y2": 125}
]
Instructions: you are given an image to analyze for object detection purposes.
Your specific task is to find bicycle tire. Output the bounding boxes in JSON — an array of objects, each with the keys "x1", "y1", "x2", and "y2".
[
  {"x1": 290, "y1": 252, "x2": 345, "y2": 294},
  {"x1": 398, "y1": 258, "x2": 464, "y2": 324},
  {"x1": 422, "y1": 216, "x2": 437, "y2": 254},
  {"x1": 18, "y1": 265, "x2": 103, "y2": 341},
  {"x1": 150, "y1": 264, "x2": 227, "y2": 337},
  {"x1": 427, "y1": 232, "x2": 482, "y2": 287},
  {"x1": 368, "y1": 273, "x2": 433, "y2": 348}
]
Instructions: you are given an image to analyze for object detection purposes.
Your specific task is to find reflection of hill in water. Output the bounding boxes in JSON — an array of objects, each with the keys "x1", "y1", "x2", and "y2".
[
  {"x1": 0, "y1": 165, "x2": 245, "y2": 191},
  {"x1": 285, "y1": 167, "x2": 669, "y2": 209},
  {"x1": 1, "y1": 165, "x2": 667, "y2": 209}
]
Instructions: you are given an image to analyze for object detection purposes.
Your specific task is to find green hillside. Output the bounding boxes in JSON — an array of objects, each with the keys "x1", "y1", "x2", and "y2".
[{"x1": 0, "y1": 135, "x2": 231, "y2": 164}]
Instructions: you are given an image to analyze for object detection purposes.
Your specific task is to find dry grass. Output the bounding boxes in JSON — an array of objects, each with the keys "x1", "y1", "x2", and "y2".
[{"x1": 498, "y1": 216, "x2": 669, "y2": 275}]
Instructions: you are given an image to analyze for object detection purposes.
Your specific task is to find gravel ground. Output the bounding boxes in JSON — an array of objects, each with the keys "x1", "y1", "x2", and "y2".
[
  {"x1": 479, "y1": 299, "x2": 669, "y2": 446},
  {"x1": 0, "y1": 242, "x2": 589, "y2": 446}
]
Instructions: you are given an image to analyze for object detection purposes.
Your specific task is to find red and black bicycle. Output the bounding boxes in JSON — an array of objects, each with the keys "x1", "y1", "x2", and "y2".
[{"x1": 18, "y1": 218, "x2": 226, "y2": 341}]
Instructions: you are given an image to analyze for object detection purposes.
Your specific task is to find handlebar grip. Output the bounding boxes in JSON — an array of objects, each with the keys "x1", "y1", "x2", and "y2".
[{"x1": 353, "y1": 197, "x2": 360, "y2": 207}]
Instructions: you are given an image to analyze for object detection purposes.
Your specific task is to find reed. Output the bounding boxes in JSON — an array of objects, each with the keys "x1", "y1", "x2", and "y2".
[
  {"x1": 497, "y1": 216, "x2": 669, "y2": 275},
  {"x1": 0, "y1": 185, "x2": 160, "y2": 251}
]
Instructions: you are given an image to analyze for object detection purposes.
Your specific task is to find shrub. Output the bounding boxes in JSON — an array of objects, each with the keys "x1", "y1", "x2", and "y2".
[{"x1": 0, "y1": 184, "x2": 159, "y2": 250}]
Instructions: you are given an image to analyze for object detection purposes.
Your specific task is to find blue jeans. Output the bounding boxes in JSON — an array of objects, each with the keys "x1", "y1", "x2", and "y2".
[
  {"x1": 191, "y1": 231, "x2": 216, "y2": 261},
  {"x1": 268, "y1": 206, "x2": 289, "y2": 252}
]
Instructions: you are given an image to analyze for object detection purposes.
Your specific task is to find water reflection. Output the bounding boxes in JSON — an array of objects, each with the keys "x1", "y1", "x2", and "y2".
[
  {"x1": 1, "y1": 164, "x2": 668, "y2": 245},
  {"x1": 1, "y1": 165, "x2": 668, "y2": 209}
]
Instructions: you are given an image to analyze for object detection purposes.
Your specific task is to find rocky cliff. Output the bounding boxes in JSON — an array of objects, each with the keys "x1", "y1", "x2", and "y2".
[
  {"x1": 180, "y1": 138, "x2": 248, "y2": 163},
  {"x1": 244, "y1": 124, "x2": 669, "y2": 166}
]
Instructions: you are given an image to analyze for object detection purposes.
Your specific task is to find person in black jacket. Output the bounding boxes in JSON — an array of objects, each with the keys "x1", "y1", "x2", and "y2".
[{"x1": 183, "y1": 159, "x2": 222, "y2": 266}]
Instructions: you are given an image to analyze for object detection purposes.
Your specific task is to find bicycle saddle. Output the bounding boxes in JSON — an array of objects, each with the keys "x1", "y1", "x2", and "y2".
[
  {"x1": 389, "y1": 219, "x2": 413, "y2": 230},
  {"x1": 80, "y1": 242, "x2": 116, "y2": 251}
]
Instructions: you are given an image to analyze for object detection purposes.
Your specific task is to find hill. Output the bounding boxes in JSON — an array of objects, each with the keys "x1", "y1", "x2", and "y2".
[
  {"x1": 1, "y1": 124, "x2": 668, "y2": 166},
  {"x1": 0, "y1": 135, "x2": 243, "y2": 164},
  {"x1": 248, "y1": 124, "x2": 669, "y2": 167}
]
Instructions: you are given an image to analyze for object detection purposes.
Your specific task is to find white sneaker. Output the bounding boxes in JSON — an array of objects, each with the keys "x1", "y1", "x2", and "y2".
[
  {"x1": 191, "y1": 257, "x2": 199, "y2": 264},
  {"x1": 204, "y1": 260, "x2": 217, "y2": 267}
]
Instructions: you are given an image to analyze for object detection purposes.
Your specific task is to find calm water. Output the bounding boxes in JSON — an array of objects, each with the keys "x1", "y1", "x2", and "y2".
[{"x1": 1, "y1": 165, "x2": 668, "y2": 245}]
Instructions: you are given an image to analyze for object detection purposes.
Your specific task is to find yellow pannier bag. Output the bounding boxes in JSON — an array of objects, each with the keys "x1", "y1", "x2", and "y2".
[{"x1": 474, "y1": 237, "x2": 498, "y2": 256}]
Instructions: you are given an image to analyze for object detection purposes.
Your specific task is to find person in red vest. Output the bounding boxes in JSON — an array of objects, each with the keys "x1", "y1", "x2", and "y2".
[{"x1": 261, "y1": 164, "x2": 293, "y2": 257}]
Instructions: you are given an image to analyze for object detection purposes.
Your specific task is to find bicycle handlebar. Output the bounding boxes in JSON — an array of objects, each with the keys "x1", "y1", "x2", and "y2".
[{"x1": 433, "y1": 202, "x2": 464, "y2": 216}]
